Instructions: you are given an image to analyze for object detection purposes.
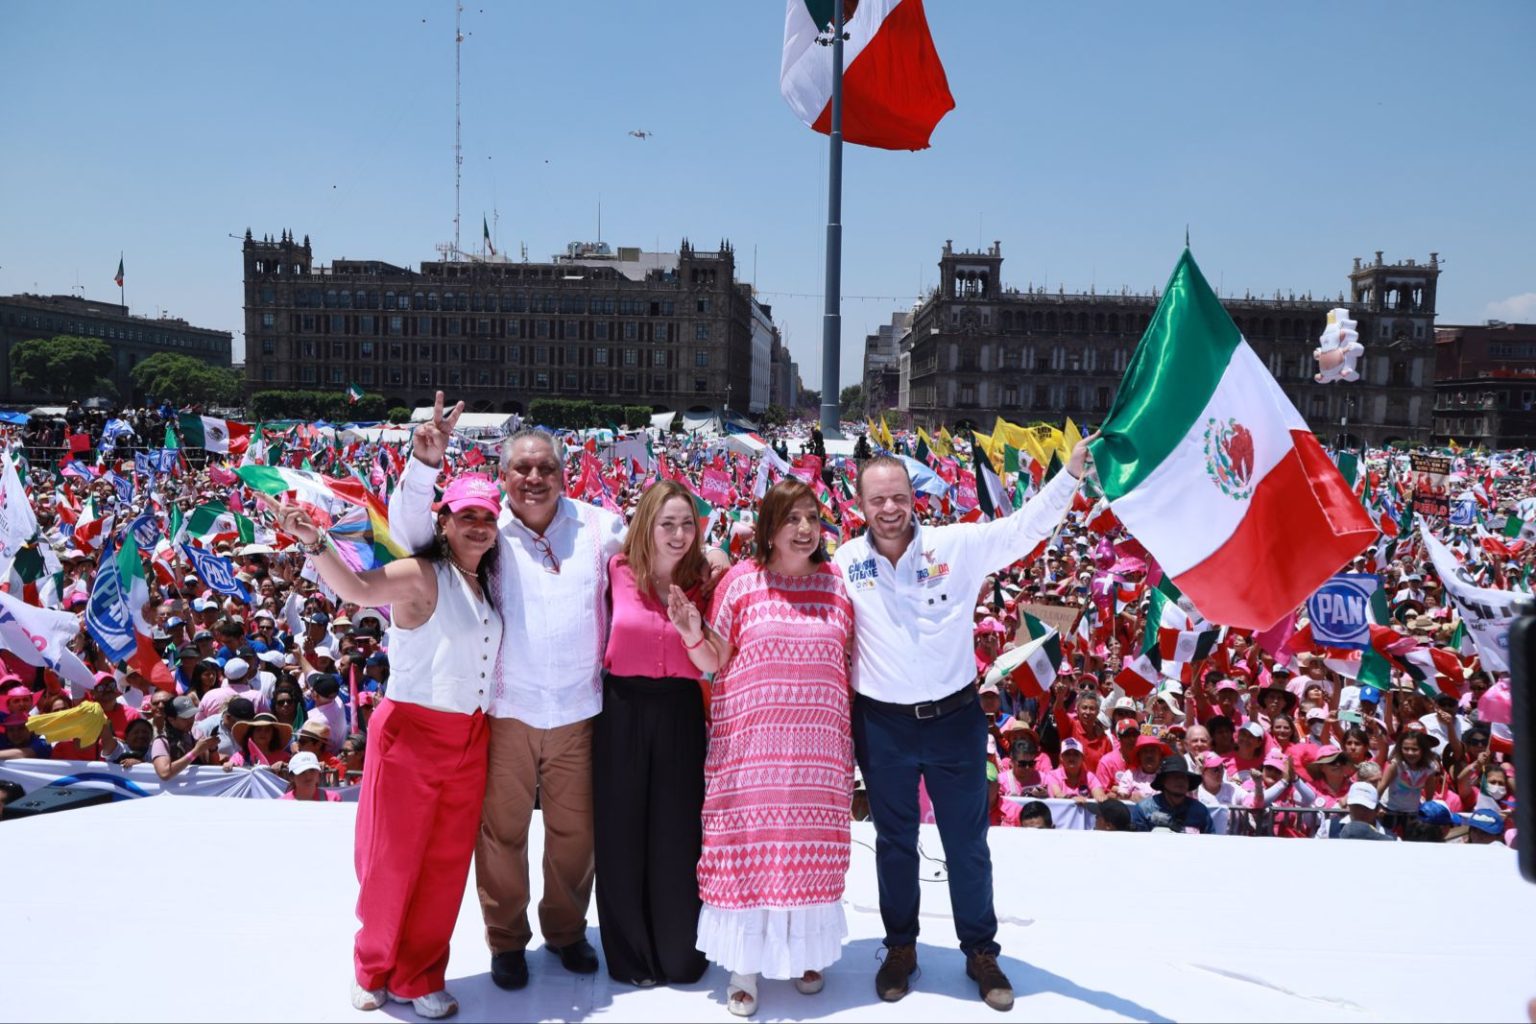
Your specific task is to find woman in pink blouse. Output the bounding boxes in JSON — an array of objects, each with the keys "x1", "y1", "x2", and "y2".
[{"x1": 594, "y1": 480, "x2": 720, "y2": 988}]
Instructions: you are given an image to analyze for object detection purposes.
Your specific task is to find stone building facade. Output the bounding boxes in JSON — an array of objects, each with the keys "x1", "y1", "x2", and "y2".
[
  {"x1": 901, "y1": 242, "x2": 1440, "y2": 447},
  {"x1": 1432, "y1": 321, "x2": 1536, "y2": 448},
  {"x1": 241, "y1": 231, "x2": 774, "y2": 416},
  {"x1": 0, "y1": 293, "x2": 231, "y2": 406}
]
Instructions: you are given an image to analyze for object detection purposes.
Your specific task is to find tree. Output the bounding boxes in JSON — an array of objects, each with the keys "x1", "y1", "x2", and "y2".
[
  {"x1": 761, "y1": 403, "x2": 789, "y2": 427},
  {"x1": 130, "y1": 352, "x2": 241, "y2": 406},
  {"x1": 9, "y1": 335, "x2": 114, "y2": 399},
  {"x1": 839, "y1": 383, "x2": 866, "y2": 419},
  {"x1": 799, "y1": 388, "x2": 821, "y2": 412}
]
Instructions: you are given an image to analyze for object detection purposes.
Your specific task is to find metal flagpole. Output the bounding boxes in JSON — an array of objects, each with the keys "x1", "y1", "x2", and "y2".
[{"x1": 818, "y1": 1, "x2": 845, "y2": 439}]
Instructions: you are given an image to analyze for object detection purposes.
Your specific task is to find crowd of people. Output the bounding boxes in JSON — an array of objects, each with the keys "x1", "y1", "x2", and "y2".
[{"x1": 0, "y1": 389, "x2": 1522, "y2": 1017}]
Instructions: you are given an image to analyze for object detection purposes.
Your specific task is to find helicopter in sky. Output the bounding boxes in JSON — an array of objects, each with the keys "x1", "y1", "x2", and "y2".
[{"x1": 627, "y1": 129, "x2": 653, "y2": 140}]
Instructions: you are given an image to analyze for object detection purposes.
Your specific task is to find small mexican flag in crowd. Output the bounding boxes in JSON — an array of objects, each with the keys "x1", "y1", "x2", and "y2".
[
  {"x1": 178, "y1": 414, "x2": 251, "y2": 456},
  {"x1": 346, "y1": 382, "x2": 365, "y2": 405}
]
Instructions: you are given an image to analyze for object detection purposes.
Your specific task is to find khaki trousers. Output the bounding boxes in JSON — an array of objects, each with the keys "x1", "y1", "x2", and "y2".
[{"x1": 476, "y1": 716, "x2": 595, "y2": 954}]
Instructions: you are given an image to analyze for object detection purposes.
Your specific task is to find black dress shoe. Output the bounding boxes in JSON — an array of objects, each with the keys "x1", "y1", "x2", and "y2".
[
  {"x1": 491, "y1": 950, "x2": 529, "y2": 990},
  {"x1": 546, "y1": 939, "x2": 600, "y2": 974}
]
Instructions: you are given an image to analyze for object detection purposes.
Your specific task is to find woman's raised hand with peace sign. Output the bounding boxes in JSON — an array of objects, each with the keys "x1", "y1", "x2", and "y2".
[{"x1": 413, "y1": 390, "x2": 464, "y2": 468}]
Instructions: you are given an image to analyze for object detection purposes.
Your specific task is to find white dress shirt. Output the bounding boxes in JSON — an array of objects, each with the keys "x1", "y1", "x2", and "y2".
[
  {"x1": 388, "y1": 456, "x2": 625, "y2": 727},
  {"x1": 832, "y1": 469, "x2": 1078, "y2": 704}
]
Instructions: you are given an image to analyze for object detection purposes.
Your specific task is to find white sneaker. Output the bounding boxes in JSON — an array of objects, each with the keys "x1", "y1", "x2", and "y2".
[
  {"x1": 388, "y1": 989, "x2": 460, "y2": 1020},
  {"x1": 351, "y1": 982, "x2": 386, "y2": 1011}
]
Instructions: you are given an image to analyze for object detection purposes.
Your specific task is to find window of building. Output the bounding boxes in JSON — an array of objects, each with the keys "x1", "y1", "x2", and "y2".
[
  {"x1": 651, "y1": 374, "x2": 667, "y2": 393},
  {"x1": 418, "y1": 370, "x2": 433, "y2": 386},
  {"x1": 694, "y1": 351, "x2": 709, "y2": 367},
  {"x1": 594, "y1": 347, "x2": 609, "y2": 365},
  {"x1": 624, "y1": 322, "x2": 637, "y2": 341},
  {"x1": 262, "y1": 366, "x2": 275, "y2": 381},
  {"x1": 594, "y1": 321, "x2": 609, "y2": 341},
  {"x1": 301, "y1": 340, "x2": 316, "y2": 358},
  {"x1": 535, "y1": 372, "x2": 551, "y2": 390},
  {"x1": 535, "y1": 345, "x2": 549, "y2": 364},
  {"x1": 261, "y1": 313, "x2": 275, "y2": 329},
  {"x1": 623, "y1": 349, "x2": 637, "y2": 367},
  {"x1": 959, "y1": 384, "x2": 976, "y2": 406},
  {"x1": 301, "y1": 366, "x2": 318, "y2": 384},
  {"x1": 360, "y1": 340, "x2": 375, "y2": 357},
  {"x1": 696, "y1": 298, "x2": 711, "y2": 314},
  {"x1": 695, "y1": 377, "x2": 708, "y2": 393},
  {"x1": 653, "y1": 351, "x2": 667, "y2": 367},
  {"x1": 448, "y1": 369, "x2": 462, "y2": 387},
  {"x1": 475, "y1": 344, "x2": 490, "y2": 360},
  {"x1": 388, "y1": 316, "x2": 403, "y2": 335},
  {"x1": 506, "y1": 370, "x2": 522, "y2": 387},
  {"x1": 388, "y1": 368, "x2": 403, "y2": 385},
  {"x1": 1391, "y1": 360, "x2": 1408, "y2": 386},
  {"x1": 622, "y1": 373, "x2": 637, "y2": 392},
  {"x1": 695, "y1": 323, "x2": 710, "y2": 341},
  {"x1": 536, "y1": 320, "x2": 550, "y2": 338},
  {"x1": 261, "y1": 339, "x2": 275, "y2": 355},
  {"x1": 417, "y1": 343, "x2": 432, "y2": 359},
  {"x1": 360, "y1": 368, "x2": 374, "y2": 385}
]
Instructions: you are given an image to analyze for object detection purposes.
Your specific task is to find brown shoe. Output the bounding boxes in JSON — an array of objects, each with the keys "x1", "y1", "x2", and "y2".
[
  {"x1": 965, "y1": 951, "x2": 1014, "y2": 1012},
  {"x1": 875, "y1": 943, "x2": 917, "y2": 1002}
]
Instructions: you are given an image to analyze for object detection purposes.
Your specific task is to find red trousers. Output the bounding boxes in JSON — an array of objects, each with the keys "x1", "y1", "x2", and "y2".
[{"x1": 354, "y1": 699, "x2": 489, "y2": 997}]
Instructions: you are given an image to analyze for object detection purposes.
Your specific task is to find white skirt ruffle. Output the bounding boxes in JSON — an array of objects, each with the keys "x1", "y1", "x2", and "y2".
[{"x1": 696, "y1": 901, "x2": 847, "y2": 979}]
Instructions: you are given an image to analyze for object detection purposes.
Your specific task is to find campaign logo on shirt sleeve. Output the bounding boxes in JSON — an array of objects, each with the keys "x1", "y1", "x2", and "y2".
[{"x1": 846, "y1": 557, "x2": 879, "y2": 591}]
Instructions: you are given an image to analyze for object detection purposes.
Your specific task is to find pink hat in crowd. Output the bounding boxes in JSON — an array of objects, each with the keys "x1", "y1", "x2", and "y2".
[
  {"x1": 1262, "y1": 750, "x2": 1289, "y2": 772},
  {"x1": 976, "y1": 617, "x2": 1006, "y2": 635},
  {"x1": 436, "y1": 475, "x2": 502, "y2": 516},
  {"x1": 1060, "y1": 737, "x2": 1085, "y2": 755},
  {"x1": 1214, "y1": 679, "x2": 1240, "y2": 694},
  {"x1": 1200, "y1": 752, "x2": 1226, "y2": 771}
]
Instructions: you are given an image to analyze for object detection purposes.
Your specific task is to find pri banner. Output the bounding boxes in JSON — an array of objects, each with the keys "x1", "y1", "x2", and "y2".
[
  {"x1": 1409, "y1": 454, "x2": 1451, "y2": 517},
  {"x1": 1418, "y1": 523, "x2": 1516, "y2": 672},
  {"x1": 1305, "y1": 573, "x2": 1382, "y2": 650}
]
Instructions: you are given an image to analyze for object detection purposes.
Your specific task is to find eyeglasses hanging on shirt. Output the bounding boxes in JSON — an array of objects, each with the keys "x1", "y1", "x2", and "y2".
[{"x1": 532, "y1": 535, "x2": 561, "y2": 575}]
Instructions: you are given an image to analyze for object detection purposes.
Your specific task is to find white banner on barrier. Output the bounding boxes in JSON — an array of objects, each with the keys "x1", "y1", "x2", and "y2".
[{"x1": 0, "y1": 759, "x2": 355, "y2": 801}]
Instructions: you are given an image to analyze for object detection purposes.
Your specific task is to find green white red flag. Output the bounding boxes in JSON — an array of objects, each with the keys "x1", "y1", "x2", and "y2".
[
  {"x1": 1089, "y1": 250, "x2": 1376, "y2": 630},
  {"x1": 178, "y1": 414, "x2": 251, "y2": 456},
  {"x1": 780, "y1": 0, "x2": 954, "y2": 151}
]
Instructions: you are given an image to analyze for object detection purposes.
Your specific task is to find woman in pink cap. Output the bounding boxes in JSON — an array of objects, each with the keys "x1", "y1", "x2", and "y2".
[{"x1": 261, "y1": 472, "x2": 503, "y2": 1020}]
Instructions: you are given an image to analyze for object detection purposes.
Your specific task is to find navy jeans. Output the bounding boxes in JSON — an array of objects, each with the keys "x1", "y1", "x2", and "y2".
[{"x1": 852, "y1": 690, "x2": 1000, "y2": 956}]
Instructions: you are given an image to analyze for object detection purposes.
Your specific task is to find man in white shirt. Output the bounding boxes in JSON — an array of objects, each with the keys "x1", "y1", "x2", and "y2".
[
  {"x1": 389, "y1": 394, "x2": 624, "y2": 989},
  {"x1": 832, "y1": 440, "x2": 1088, "y2": 1012}
]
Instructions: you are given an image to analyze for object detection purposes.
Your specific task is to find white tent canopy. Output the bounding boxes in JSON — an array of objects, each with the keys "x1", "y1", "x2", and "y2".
[
  {"x1": 714, "y1": 433, "x2": 766, "y2": 458},
  {"x1": 409, "y1": 408, "x2": 517, "y2": 437},
  {"x1": 649, "y1": 411, "x2": 677, "y2": 433}
]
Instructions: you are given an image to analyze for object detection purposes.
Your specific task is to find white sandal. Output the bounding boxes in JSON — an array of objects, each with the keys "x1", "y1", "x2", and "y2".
[
  {"x1": 795, "y1": 970, "x2": 825, "y2": 995},
  {"x1": 727, "y1": 972, "x2": 758, "y2": 1017}
]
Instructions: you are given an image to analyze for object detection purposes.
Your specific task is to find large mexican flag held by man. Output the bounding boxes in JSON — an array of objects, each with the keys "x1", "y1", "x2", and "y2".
[
  {"x1": 1089, "y1": 250, "x2": 1376, "y2": 630},
  {"x1": 780, "y1": 0, "x2": 954, "y2": 151}
]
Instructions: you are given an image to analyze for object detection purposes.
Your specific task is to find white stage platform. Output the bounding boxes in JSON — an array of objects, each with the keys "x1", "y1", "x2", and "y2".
[{"x1": 6, "y1": 797, "x2": 1534, "y2": 1022}]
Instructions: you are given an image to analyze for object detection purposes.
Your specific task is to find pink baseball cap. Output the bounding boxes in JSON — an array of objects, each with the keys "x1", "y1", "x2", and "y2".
[
  {"x1": 1200, "y1": 752, "x2": 1226, "y2": 771},
  {"x1": 1263, "y1": 750, "x2": 1288, "y2": 772},
  {"x1": 436, "y1": 475, "x2": 501, "y2": 516}
]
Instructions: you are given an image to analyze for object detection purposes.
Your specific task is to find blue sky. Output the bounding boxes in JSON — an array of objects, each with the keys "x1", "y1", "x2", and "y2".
[{"x1": 2, "y1": 1, "x2": 1532, "y2": 392}]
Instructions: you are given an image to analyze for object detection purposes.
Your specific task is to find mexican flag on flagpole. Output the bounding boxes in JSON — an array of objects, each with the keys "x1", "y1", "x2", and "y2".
[
  {"x1": 346, "y1": 382, "x2": 365, "y2": 404},
  {"x1": 178, "y1": 414, "x2": 251, "y2": 455},
  {"x1": 780, "y1": 0, "x2": 954, "y2": 151},
  {"x1": 1089, "y1": 250, "x2": 1376, "y2": 630}
]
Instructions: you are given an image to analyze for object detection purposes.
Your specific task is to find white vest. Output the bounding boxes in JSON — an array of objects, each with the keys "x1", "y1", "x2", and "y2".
[{"x1": 385, "y1": 560, "x2": 501, "y2": 715}]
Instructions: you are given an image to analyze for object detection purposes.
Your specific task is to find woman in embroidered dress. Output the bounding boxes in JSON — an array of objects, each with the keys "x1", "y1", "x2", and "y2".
[{"x1": 672, "y1": 478, "x2": 855, "y2": 1018}]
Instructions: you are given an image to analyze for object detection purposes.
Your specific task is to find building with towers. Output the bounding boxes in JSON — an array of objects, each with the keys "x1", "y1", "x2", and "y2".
[
  {"x1": 900, "y1": 241, "x2": 1440, "y2": 447},
  {"x1": 241, "y1": 229, "x2": 778, "y2": 417}
]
